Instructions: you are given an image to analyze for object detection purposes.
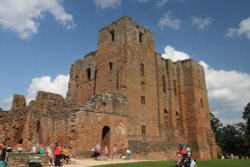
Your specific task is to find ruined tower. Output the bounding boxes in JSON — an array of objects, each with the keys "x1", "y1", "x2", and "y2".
[{"x1": 0, "y1": 16, "x2": 217, "y2": 160}]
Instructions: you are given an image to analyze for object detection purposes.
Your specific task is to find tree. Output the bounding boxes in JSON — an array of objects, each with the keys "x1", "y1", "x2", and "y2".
[
  {"x1": 243, "y1": 102, "x2": 250, "y2": 135},
  {"x1": 210, "y1": 112, "x2": 223, "y2": 145},
  {"x1": 242, "y1": 102, "x2": 250, "y2": 155},
  {"x1": 220, "y1": 124, "x2": 245, "y2": 155}
]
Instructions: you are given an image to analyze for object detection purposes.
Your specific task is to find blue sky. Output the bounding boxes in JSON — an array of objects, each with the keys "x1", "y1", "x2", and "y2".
[{"x1": 0, "y1": 0, "x2": 250, "y2": 125}]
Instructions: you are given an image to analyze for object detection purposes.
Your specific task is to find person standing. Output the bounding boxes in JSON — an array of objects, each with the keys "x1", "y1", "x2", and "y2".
[
  {"x1": 46, "y1": 144, "x2": 54, "y2": 165},
  {"x1": 93, "y1": 143, "x2": 101, "y2": 160},
  {"x1": 103, "y1": 146, "x2": 109, "y2": 160},
  {"x1": 112, "y1": 144, "x2": 118, "y2": 159},
  {"x1": 185, "y1": 145, "x2": 191, "y2": 157},
  {"x1": 54, "y1": 142, "x2": 62, "y2": 167},
  {"x1": 125, "y1": 149, "x2": 131, "y2": 160},
  {"x1": 1, "y1": 142, "x2": 8, "y2": 167},
  {"x1": 62, "y1": 146, "x2": 70, "y2": 163}
]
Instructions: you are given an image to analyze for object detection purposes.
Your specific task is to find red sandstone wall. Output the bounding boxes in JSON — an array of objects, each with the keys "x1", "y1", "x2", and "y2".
[
  {"x1": 67, "y1": 52, "x2": 97, "y2": 106},
  {"x1": 0, "y1": 16, "x2": 217, "y2": 160}
]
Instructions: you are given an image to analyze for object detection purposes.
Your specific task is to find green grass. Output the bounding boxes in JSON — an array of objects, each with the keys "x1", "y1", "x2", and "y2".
[{"x1": 93, "y1": 159, "x2": 250, "y2": 167}]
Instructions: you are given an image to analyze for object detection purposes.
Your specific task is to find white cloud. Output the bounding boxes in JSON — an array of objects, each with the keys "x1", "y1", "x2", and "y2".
[
  {"x1": 200, "y1": 61, "x2": 250, "y2": 115},
  {"x1": 158, "y1": 11, "x2": 181, "y2": 30},
  {"x1": 161, "y1": 45, "x2": 250, "y2": 124},
  {"x1": 137, "y1": 0, "x2": 149, "y2": 2},
  {"x1": 27, "y1": 75, "x2": 69, "y2": 102},
  {"x1": 191, "y1": 16, "x2": 213, "y2": 29},
  {"x1": 220, "y1": 118, "x2": 245, "y2": 126},
  {"x1": 156, "y1": 0, "x2": 169, "y2": 7},
  {"x1": 0, "y1": 0, "x2": 75, "y2": 39},
  {"x1": 95, "y1": 0, "x2": 121, "y2": 9},
  {"x1": 1, "y1": 96, "x2": 13, "y2": 110},
  {"x1": 161, "y1": 45, "x2": 190, "y2": 61},
  {"x1": 226, "y1": 17, "x2": 250, "y2": 39}
]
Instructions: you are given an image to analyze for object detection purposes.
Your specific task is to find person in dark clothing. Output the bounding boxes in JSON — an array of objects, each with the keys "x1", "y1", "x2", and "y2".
[{"x1": 0, "y1": 142, "x2": 8, "y2": 166}]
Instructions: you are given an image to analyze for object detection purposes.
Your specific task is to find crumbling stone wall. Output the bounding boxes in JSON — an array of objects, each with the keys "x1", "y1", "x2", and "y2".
[{"x1": 0, "y1": 16, "x2": 217, "y2": 160}]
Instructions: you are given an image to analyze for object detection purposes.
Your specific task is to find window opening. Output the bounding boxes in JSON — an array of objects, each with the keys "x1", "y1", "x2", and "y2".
[
  {"x1": 140, "y1": 63, "x2": 144, "y2": 76},
  {"x1": 110, "y1": 30, "x2": 115, "y2": 41},
  {"x1": 174, "y1": 80, "x2": 177, "y2": 95},
  {"x1": 141, "y1": 125, "x2": 146, "y2": 134},
  {"x1": 200, "y1": 98, "x2": 204, "y2": 108},
  {"x1": 86, "y1": 68, "x2": 91, "y2": 81},
  {"x1": 36, "y1": 120, "x2": 40, "y2": 132},
  {"x1": 109, "y1": 62, "x2": 113, "y2": 71},
  {"x1": 139, "y1": 32, "x2": 143, "y2": 43},
  {"x1": 141, "y1": 96, "x2": 145, "y2": 104},
  {"x1": 164, "y1": 109, "x2": 168, "y2": 125},
  {"x1": 162, "y1": 75, "x2": 166, "y2": 92}
]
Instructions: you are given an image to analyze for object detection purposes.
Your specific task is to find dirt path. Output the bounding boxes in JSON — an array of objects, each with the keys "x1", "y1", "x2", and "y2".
[{"x1": 60, "y1": 158, "x2": 147, "y2": 167}]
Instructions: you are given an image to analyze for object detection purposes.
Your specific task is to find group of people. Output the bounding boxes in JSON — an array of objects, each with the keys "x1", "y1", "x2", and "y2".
[
  {"x1": 44, "y1": 142, "x2": 70, "y2": 166},
  {"x1": 177, "y1": 143, "x2": 197, "y2": 167},
  {"x1": 91, "y1": 144, "x2": 131, "y2": 160},
  {"x1": 29, "y1": 142, "x2": 70, "y2": 166}
]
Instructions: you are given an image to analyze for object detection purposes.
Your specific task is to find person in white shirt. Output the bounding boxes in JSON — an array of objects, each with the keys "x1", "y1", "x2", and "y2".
[{"x1": 190, "y1": 159, "x2": 197, "y2": 167}]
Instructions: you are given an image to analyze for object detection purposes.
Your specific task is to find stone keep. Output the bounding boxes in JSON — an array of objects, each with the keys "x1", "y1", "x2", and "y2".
[{"x1": 0, "y1": 16, "x2": 217, "y2": 160}]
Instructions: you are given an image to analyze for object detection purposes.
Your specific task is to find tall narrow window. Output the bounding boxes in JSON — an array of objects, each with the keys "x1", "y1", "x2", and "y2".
[
  {"x1": 109, "y1": 62, "x2": 113, "y2": 71},
  {"x1": 141, "y1": 96, "x2": 145, "y2": 104},
  {"x1": 164, "y1": 109, "x2": 168, "y2": 125},
  {"x1": 174, "y1": 80, "x2": 177, "y2": 95},
  {"x1": 86, "y1": 68, "x2": 91, "y2": 81},
  {"x1": 141, "y1": 125, "x2": 146, "y2": 134},
  {"x1": 200, "y1": 98, "x2": 204, "y2": 108},
  {"x1": 176, "y1": 111, "x2": 179, "y2": 119},
  {"x1": 140, "y1": 63, "x2": 144, "y2": 76},
  {"x1": 139, "y1": 32, "x2": 143, "y2": 43},
  {"x1": 110, "y1": 30, "x2": 115, "y2": 41},
  {"x1": 162, "y1": 75, "x2": 166, "y2": 92},
  {"x1": 176, "y1": 111, "x2": 180, "y2": 127},
  {"x1": 36, "y1": 120, "x2": 40, "y2": 132}
]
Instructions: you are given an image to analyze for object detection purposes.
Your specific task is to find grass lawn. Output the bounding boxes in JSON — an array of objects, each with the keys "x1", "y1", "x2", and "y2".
[{"x1": 93, "y1": 159, "x2": 250, "y2": 167}]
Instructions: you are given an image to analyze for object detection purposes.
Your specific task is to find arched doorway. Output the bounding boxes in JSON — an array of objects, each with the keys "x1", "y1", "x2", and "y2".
[{"x1": 102, "y1": 126, "x2": 110, "y2": 150}]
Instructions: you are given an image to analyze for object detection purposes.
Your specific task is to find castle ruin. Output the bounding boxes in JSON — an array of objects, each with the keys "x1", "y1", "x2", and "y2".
[{"x1": 0, "y1": 16, "x2": 217, "y2": 160}]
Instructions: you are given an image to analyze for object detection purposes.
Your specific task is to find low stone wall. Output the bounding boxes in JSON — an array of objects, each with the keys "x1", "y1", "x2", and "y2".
[
  {"x1": 128, "y1": 140, "x2": 177, "y2": 160},
  {"x1": 8, "y1": 152, "x2": 48, "y2": 167}
]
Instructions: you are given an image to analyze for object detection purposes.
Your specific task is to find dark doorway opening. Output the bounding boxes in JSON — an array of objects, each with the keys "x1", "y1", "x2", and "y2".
[{"x1": 102, "y1": 126, "x2": 110, "y2": 150}]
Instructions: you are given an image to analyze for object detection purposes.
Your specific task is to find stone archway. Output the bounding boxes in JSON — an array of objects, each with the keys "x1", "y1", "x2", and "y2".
[{"x1": 102, "y1": 126, "x2": 110, "y2": 150}]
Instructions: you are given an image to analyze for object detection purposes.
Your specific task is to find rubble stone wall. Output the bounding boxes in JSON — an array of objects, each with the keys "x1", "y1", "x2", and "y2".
[{"x1": 0, "y1": 16, "x2": 217, "y2": 160}]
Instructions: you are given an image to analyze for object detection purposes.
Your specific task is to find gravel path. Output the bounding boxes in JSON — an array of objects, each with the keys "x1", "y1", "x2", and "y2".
[{"x1": 59, "y1": 158, "x2": 147, "y2": 167}]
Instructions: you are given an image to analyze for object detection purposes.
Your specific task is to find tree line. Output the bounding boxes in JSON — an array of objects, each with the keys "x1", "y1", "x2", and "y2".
[{"x1": 210, "y1": 102, "x2": 250, "y2": 158}]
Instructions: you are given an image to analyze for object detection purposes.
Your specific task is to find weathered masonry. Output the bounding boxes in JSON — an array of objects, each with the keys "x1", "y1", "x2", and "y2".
[{"x1": 0, "y1": 16, "x2": 217, "y2": 160}]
